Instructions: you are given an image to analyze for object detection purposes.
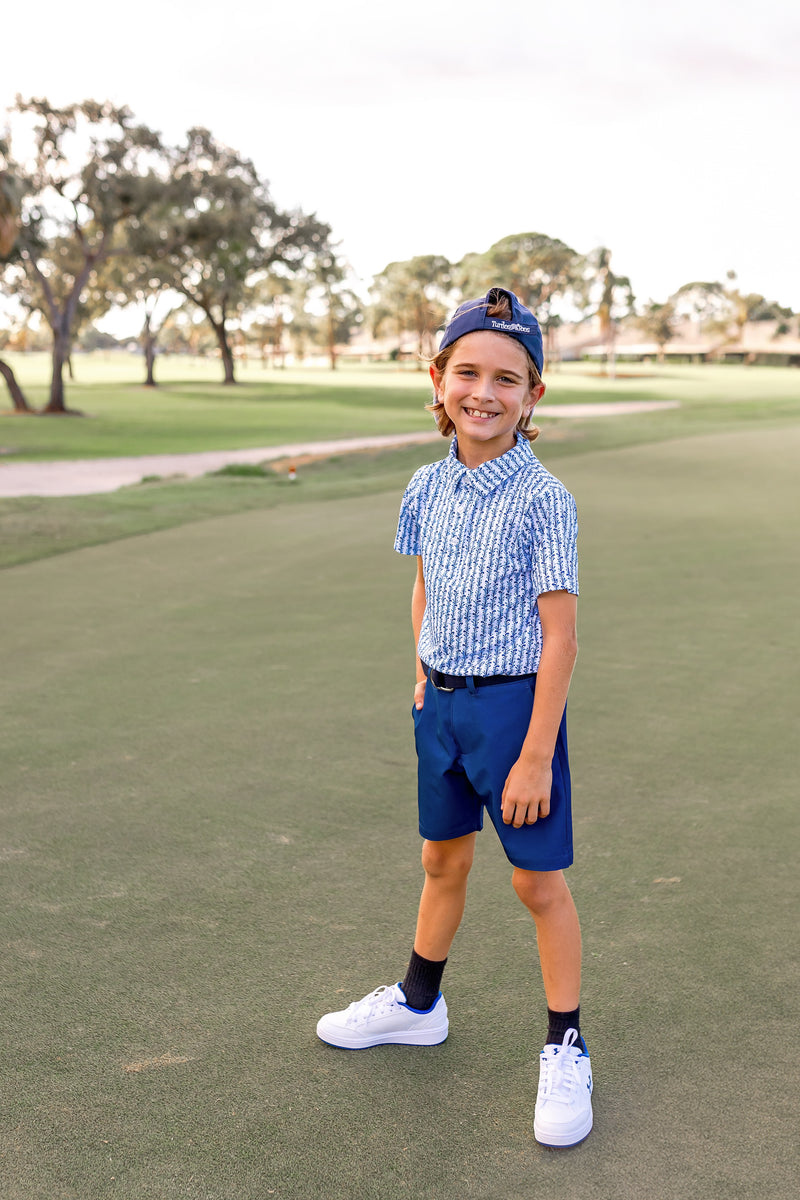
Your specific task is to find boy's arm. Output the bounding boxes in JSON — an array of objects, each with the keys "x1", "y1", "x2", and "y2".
[
  {"x1": 412, "y1": 556, "x2": 427, "y2": 710},
  {"x1": 501, "y1": 589, "x2": 578, "y2": 828}
]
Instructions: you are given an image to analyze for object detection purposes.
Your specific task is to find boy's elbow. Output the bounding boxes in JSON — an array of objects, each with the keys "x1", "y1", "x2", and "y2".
[
  {"x1": 557, "y1": 622, "x2": 579, "y2": 662},
  {"x1": 545, "y1": 629, "x2": 578, "y2": 664}
]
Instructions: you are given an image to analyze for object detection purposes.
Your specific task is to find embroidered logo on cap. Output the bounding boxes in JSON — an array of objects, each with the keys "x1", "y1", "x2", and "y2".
[{"x1": 490, "y1": 319, "x2": 533, "y2": 335}]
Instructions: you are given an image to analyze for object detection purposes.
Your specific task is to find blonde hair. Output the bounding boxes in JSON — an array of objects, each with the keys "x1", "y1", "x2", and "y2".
[{"x1": 426, "y1": 294, "x2": 542, "y2": 441}]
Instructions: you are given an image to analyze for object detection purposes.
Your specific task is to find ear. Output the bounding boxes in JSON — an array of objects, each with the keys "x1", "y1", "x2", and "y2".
[
  {"x1": 429, "y1": 364, "x2": 443, "y2": 396},
  {"x1": 526, "y1": 381, "x2": 546, "y2": 414}
]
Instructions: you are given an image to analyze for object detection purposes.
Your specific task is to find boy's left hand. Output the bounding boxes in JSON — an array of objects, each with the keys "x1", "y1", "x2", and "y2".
[{"x1": 501, "y1": 758, "x2": 552, "y2": 827}]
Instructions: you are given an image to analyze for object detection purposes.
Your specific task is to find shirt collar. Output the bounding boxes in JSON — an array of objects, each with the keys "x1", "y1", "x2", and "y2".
[{"x1": 447, "y1": 433, "x2": 533, "y2": 495}]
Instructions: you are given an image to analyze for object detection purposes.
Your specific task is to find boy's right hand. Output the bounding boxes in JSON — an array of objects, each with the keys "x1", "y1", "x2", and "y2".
[{"x1": 414, "y1": 679, "x2": 427, "y2": 710}]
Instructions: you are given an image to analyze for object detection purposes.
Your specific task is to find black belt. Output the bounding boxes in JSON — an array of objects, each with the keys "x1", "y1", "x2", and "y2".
[{"x1": 421, "y1": 661, "x2": 535, "y2": 692}]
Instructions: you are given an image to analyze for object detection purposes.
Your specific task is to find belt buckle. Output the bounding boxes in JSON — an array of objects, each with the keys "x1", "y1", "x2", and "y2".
[{"x1": 430, "y1": 668, "x2": 454, "y2": 693}]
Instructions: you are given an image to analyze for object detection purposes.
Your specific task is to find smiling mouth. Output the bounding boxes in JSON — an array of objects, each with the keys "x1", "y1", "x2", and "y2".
[{"x1": 463, "y1": 407, "x2": 498, "y2": 420}]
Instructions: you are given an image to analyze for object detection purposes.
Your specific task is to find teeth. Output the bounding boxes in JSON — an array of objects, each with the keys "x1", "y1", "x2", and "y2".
[{"x1": 465, "y1": 408, "x2": 496, "y2": 419}]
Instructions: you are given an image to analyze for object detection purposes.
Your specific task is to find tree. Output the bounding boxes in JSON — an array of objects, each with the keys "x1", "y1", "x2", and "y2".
[
  {"x1": 158, "y1": 308, "x2": 215, "y2": 357},
  {"x1": 579, "y1": 247, "x2": 634, "y2": 378},
  {"x1": 9, "y1": 97, "x2": 166, "y2": 413},
  {"x1": 245, "y1": 269, "x2": 294, "y2": 367},
  {"x1": 306, "y1": 242, "x2": 362, "y2": 369},
  {"x1": 0, "y1": 145, "x2": 33, "y2": 412},
  {"x1": 671, "y1": 281, "x2": 728, "y2": 331},
  {"x1": 138, "y1": 288, "x2": 183, "y2": 385},
  {"x1": 672, "y1": 275, "x2": 793, "y2": 359},
  {"x1": 103, "y1": 251, "x2": 183, "y2": 385},
  {"x1": 0, "y1": 154, "x2": 18, "y2": 258},
  {"x1": 455, "y1": 232, "x2": 581, "y2": 364},
  {"x1": 371, "y1": 255, "x2": 451, "y2": 365},
  {"x1": 316, "y1": 284, "x2": 362, "y2": 369},
  {"x1": 721, "y1": 271, "x2": 794, "y2": 346},
  {"x1": 150, "y1": 128, "x2": 331, "y2": 384},
  {"x1": 637, "y1": 300, "x2": 677, "y2": 363}
]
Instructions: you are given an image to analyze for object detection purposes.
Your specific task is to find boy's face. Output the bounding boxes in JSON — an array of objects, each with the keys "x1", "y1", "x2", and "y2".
[{"x1": 430, "y1": 331, "x2": 545, "y2": 467}]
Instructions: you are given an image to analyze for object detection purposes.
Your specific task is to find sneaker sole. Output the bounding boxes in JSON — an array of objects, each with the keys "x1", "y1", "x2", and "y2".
[
  {"x1": 534, "y1": 1112, "x2": 593, "y2": 1149},
  {"x1": 316, "y1": 1024, "x2": 449, "y2": 1050}
]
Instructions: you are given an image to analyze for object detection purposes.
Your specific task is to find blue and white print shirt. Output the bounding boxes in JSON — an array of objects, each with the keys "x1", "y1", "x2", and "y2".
[{"x1": 394, "y1": 433, "x2": 578, "y2": 676}]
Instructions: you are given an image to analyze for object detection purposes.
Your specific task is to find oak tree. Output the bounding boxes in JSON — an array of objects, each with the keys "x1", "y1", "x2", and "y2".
[
  {"x1": 10, "y1": 97, "x2": 165, "y2": 413},
  {"x1": 150, "y1": 128, "x2": 331, "y2": 384},
  {"x1": 371, "y1": 255, "x2": 452, "y2": 365},
  {"x1": 0, "y1": 144, "x2": 32, "y2": 411}
]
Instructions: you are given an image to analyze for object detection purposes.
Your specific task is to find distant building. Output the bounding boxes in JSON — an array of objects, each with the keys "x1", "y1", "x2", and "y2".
[{"x1": 560, "y1": 317, "x2": 800, "y2": 366}]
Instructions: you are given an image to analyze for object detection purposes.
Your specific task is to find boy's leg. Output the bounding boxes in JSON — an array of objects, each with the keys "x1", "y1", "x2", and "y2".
[
  {"x1": 513, "y1": 868, "x2": 593, "y2": 1149},
  {"x1": 315, "y1": 835, "x2": 475, "y2": 1049},
  {"x1": 315, "y1": 869, "x2": 453, "y2": 1049},
  {"x1": 511, "y1": 867, "x2": 581, "y2": 1011},
  {"x1": 401, "y1": 833, "x2": 476, "y2": 1010},
  {"x1": 413, "y1": 833, "x2": 477, "y2": 960}
]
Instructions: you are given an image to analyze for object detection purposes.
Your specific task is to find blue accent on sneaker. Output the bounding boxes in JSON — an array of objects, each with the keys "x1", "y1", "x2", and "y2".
[
  {"x1": 399, "y1": 988, "x2": 443, "y2": 1015},
  {"x1": 316, "y1": 983, "x2": 449, "y2": 1049}
]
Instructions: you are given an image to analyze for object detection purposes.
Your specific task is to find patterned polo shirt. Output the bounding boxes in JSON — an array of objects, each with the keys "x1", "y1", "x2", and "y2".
[{"x1": 394, "y1": 433, "x2": 578, "y2": 676}]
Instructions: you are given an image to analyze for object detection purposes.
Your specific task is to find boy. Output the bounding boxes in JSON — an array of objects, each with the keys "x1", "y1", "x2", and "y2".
[{"x1": 317, "y1": 288, "x2": 592, "y2": 1148}]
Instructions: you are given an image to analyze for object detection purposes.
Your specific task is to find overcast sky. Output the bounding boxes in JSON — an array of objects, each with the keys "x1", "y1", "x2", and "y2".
[{"x1": 5, "y1": 0, "x2": 800, "y2": 313}]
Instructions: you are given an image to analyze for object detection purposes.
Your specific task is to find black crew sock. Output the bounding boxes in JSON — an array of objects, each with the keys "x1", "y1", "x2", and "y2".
[
  {"x1": 401, "y1": 949, "x2": 447, "y2": 1011},
  {"x1": 546, "y1": 1006, "x2": 582, "y2": 1048}
]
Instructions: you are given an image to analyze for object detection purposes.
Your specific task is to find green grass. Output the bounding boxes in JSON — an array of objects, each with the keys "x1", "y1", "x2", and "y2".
[
  {"x1": 2, "y1": 356, "x2": 800, "y2": 571},
  {"x1": 0, "y1": 445, "x2": 441, "y2": 569},
  {"x1": 0, "y1": 353, "x2": 436, "y2": 459},
  {"x1": 2, "y1": 351, "x2": 799, "y2": 461},
  {"x1": 2, "y1": 420, "x2": 798, "y2": 1199}
]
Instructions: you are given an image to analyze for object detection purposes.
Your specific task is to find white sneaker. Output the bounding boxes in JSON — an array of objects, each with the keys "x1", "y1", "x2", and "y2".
[
  {"x1": 316, "y1": 983, "x2": 449, "y2": 1049},
  {"x1": 534, "y1": 1028, "x2": 593, "y2": 1148}
]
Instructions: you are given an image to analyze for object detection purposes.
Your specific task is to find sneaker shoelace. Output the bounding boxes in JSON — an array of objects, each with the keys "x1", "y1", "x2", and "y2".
[
  {"x1": 345, "y1": 985, "x2": 399, "y2": 1026},
  {"x1": 539, "y1": 1028, "x2": 584, "y2": 1101}
]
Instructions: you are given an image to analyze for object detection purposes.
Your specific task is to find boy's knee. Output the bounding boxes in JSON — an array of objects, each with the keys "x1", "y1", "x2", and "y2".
[
  {"x1": 421, "y1": 838, "x2": 474, "y2": 881},
  {"x1": 512, "y1": 868, "x2": 567, "y2": 914}
]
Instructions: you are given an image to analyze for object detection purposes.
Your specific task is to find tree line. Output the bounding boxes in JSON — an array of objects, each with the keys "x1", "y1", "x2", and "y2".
[
  {"x1": 0, "y1": 98, "x2": 353, "y2": 414},
  {"x1": 1, "y1": 98, "x2": 795, "y2": 416},
  {"x1": 369, "y1": 248, "x2": 794, "y2": 375}
]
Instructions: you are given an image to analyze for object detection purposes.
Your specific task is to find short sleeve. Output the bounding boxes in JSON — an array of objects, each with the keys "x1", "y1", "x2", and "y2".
[
  {"x1": 394, "y1": 471, "x2": 425, "y2": 555},
  {"x1": 530, "y1": 485, "x2": 579, "y2": 596}
]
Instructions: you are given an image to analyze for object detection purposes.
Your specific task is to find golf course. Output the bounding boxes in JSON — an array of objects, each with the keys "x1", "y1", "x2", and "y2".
[{"x1": 2, "y1": 357, "x2": 798, "y2": 1199}]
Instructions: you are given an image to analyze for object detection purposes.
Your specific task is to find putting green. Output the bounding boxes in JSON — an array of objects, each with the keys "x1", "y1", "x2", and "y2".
[{"x1": 2, "y1": 425, "x2": 797, "y2": 1199}]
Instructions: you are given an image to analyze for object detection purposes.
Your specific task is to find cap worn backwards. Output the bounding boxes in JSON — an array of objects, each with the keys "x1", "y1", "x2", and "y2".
[{"x1": 438, "y1": 286, "x2": 544, "y2": 375}]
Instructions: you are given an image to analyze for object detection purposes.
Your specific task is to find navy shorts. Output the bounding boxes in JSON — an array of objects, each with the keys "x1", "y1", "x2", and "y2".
[{"x1": 412, "y1": 675, "x2": 573, "y2": 871}]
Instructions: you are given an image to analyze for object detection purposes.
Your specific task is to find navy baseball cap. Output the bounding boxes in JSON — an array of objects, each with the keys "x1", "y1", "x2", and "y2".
[{"x1": 438, "y1": 287, "x2": 544, "y2": 375}]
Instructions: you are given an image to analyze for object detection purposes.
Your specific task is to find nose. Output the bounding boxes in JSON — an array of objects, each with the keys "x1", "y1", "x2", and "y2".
[{"x1": 470, "y1": 373, "x2": 494, "y2": 402}]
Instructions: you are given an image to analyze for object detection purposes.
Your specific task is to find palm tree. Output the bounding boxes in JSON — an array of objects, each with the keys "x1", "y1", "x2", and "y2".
[{"x1": 581, "y1": 247, "x2": 634, "y2": 379}]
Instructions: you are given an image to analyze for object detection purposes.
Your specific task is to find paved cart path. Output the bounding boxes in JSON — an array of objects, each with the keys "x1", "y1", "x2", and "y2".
[{"x1": 0, "y1": 401, "x2": 678, "y2": 497}]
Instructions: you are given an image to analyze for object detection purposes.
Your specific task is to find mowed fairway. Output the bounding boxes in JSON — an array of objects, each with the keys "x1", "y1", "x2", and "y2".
[{"x1": 2, "y1": 423, "x2": 799, "y2": 1198}]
